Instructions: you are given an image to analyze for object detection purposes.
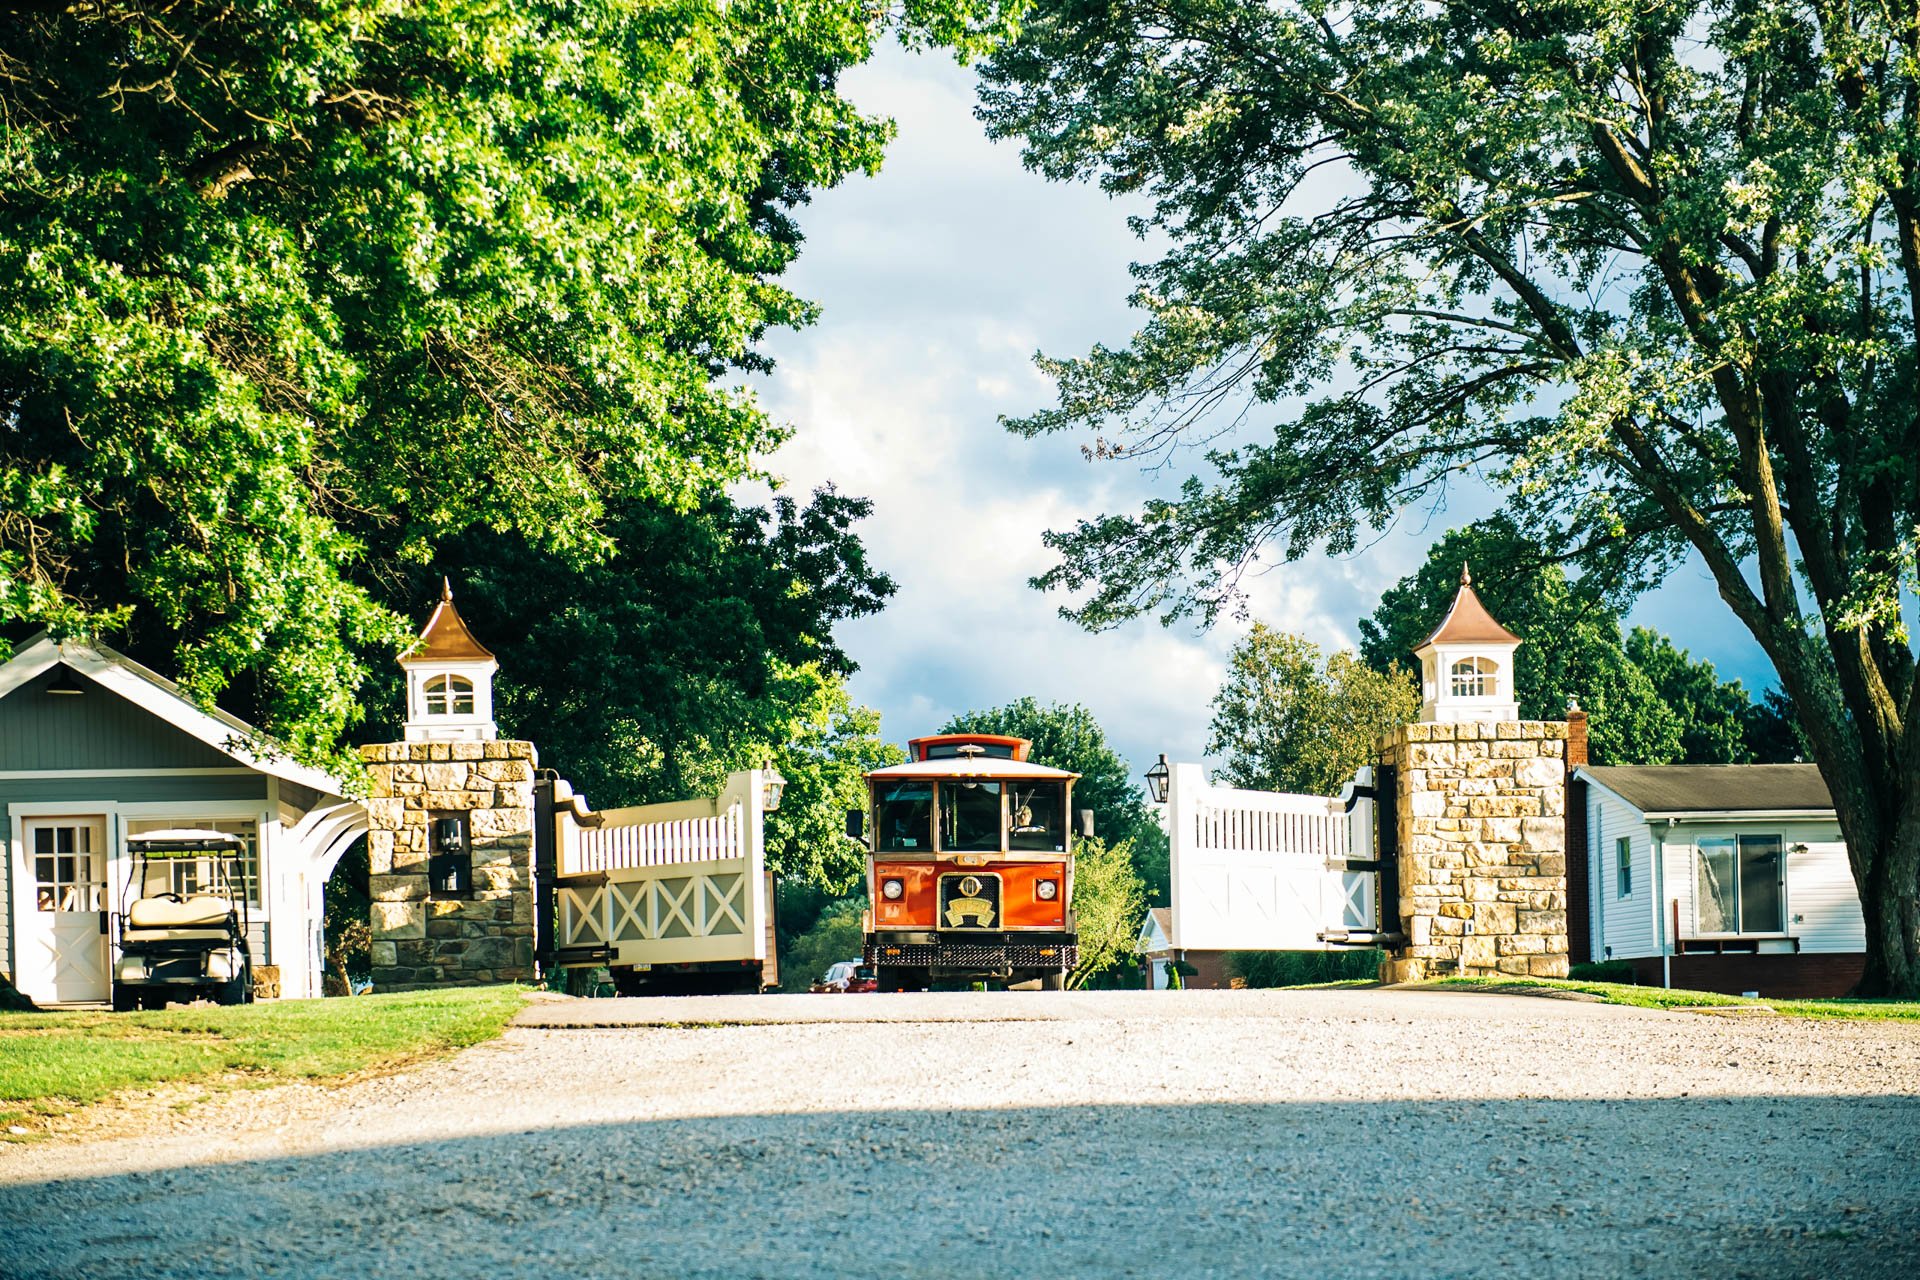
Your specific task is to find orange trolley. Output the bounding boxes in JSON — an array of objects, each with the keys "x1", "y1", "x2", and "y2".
[{"x1": 855, "y1": 734, "x2": 1080, "y2": 990}]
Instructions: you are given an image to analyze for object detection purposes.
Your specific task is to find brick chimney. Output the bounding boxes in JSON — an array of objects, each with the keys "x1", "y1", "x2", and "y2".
[{"x1": 1566, "y1": 700, "x2": 1590, "y2": 767}]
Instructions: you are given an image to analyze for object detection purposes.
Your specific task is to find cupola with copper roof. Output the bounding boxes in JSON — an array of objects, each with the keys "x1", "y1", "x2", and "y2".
[
  {"x1": 1413, "y1": 564, "x2": 1521, "y2": 722},
  {"x1": 400, "y1": 579, "x2": 499, "y2": 742}
]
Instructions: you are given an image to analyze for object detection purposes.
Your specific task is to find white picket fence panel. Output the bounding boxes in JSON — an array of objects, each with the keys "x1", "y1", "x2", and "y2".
[
  {"x1": 551, "y1": 770, "x2": 769, "y2": 967},
  {"x1": 1167, "y1": 764, "x2": 1374, "y2": 952},
  {"x1": 576, "y1": 810, "x2": 742, "y2": 873}
]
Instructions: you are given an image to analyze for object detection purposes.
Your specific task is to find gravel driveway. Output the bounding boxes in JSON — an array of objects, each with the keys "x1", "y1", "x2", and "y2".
[{"x1": 2, "y1": 988, "x2": 1915, "y2": 1279}]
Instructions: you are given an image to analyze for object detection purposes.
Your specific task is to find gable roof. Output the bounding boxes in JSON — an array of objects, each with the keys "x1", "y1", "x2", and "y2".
[
  {"x1": 404, "y1": 580, "x2": 495, "y2": 665},
  {"x1": 0, "y1": 633, "x2": 349, "y2": 795},
  {"x1": 1578, "y1": 764, "x2": 1831, "y2": 818},
  {"x1": 1418, "y1": 565, "x2": 1522, "y2": 649},
  {"x1": 1137, "y1": 907, "x2": 1173, "y2": 953}
]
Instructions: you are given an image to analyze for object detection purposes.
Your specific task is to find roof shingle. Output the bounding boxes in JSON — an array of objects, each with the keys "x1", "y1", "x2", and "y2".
[{"x1": 1580, "y1": 763, "x2": 1830, "y2": 815}]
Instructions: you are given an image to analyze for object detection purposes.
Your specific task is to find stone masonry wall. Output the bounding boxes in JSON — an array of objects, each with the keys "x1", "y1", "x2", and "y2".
[
  {"x1": 362, "y1": 740, "x2": 538, "y2": 990},
  {"x1": 1378, "y1": 721, "x2": 1569, "y2": 984}
]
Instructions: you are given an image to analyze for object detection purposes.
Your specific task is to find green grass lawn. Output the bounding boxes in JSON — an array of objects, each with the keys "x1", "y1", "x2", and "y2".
[
  {"x1": 0, "y1": 986, "x2": 524, "y2": 1128},
  {"x1": 1430, "y1": 975, "x2": 1920, "y2": 1021}
]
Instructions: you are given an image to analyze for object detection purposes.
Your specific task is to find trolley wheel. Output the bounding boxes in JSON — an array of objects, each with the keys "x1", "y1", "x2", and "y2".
[{"x1": 1040, "y1": 971, "x2": 1067, "y2": 992}]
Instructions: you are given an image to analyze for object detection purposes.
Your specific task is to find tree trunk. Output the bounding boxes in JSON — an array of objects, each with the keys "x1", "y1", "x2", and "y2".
[{"x1": 1853, "y1": 779, "x2": 1920, "y2": 997}]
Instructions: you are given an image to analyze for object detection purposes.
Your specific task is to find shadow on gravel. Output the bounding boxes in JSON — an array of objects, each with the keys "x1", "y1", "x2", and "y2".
[{"x1": 3, "y1": 1095, "x2": 1914, "y2": 1279}]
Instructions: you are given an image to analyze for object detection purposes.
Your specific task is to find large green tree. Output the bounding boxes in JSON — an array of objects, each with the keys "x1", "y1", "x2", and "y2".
[
  {"x1": 979, "y1": 2, "x2": 1920, "y2": 993},
  {"x1": 0, "y1": 0, "x2": 996, "y2": 773},
  {"x1": 1210, "y1": 624, "x2": 1421, "y2": 795},
  {"x1": 942, "y1": 697, "x2": 1170, "y2": 901}
]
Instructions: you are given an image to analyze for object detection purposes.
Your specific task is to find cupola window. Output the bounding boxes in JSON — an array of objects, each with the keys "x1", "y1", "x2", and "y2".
[
  {"x1": 424, "y1": 674, "x2": 475, "y2": 716},
  {"x1": 1449, "y1": 656, "x2": 1498, "y2": 698}
]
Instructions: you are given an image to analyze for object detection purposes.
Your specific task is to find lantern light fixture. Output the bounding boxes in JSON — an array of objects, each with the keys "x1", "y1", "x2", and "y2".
[
  {"x1": 761, "y1": 763, "x2": 786, "y2": 812},
  {"x1": 1144, "y1": 754, "x2": 1171, "y2": 805}
]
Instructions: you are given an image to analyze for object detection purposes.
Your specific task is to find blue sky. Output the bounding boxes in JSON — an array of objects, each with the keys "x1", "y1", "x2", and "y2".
[{"x1": 751, "y1": 49, "x2": 1778, "y2": 780}]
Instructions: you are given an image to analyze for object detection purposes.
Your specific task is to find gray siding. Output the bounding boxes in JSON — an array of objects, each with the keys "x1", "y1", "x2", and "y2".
[{"x1": 0, "y1": 668, "x2": 234, "y2": 771}]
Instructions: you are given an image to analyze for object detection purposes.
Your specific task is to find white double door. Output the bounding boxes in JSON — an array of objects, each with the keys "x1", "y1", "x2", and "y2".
[{"x1": 15, "y1": 817, "x2": 111, "y2": 1005}]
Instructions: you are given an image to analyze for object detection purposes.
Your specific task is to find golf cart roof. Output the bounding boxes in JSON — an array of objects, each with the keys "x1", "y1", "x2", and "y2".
[{"x1": 126, "y1": 828, "x2": 247, "y2": 855}]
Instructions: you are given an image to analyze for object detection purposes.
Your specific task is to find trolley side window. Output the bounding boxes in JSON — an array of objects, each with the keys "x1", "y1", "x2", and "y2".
[
  {"x1": 940, "y1": 781, "x2": 1003, "y2": 853},
  {"x1": 876, "y1": 782, "x2": 934, "y2": 852},
  {"x1": 1007, "y1": 782, "x2": 1067, "y2": 852}
]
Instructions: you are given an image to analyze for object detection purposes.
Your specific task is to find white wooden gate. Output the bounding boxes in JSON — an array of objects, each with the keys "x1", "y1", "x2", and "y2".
[
  {"x1": 550, "y1": 770, "x2": 770, "y2": 971},
  {"x1": 1166, "y1": 764, "x2": 1376, "y2": 952}
]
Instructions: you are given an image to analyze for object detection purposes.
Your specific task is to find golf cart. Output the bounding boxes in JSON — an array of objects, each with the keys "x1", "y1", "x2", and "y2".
[{"x1": 113, "y1": 829, "x2": 253, "y2": 1011}]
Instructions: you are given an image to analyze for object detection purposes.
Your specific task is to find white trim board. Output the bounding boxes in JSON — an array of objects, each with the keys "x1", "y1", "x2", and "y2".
[{"x1": 0, "y1": 768, "x2": 256, "y2": 780}]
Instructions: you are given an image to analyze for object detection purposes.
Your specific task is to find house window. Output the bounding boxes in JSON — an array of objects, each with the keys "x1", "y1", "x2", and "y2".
[
  {"x1": 1616, "y1": 836, "x2": 1632, "y2": 898},
  {"x1": 423, "y1": 674, "x2": 476, "y2": 715},
  {"x1": 1696, "y1": 834, "x2": 1785, "y2": 934},
  {"x1": 1450, "y1": 657, "x2": 1497, "y2": 697},
  {"x1": 126, "y1": 818, "x2": 260, "y2": 906}
]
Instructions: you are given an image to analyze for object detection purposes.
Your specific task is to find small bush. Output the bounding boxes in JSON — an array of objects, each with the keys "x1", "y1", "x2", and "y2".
[
  {"x1": 1227, "y1": 949, "x2": 1381, "y2": 988},
  {"x1": 1568, "y1": 960, "x2": 1636, "y2": 983}
]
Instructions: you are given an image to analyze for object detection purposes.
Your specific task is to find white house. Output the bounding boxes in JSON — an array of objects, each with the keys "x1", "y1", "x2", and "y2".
[
  {"x1": 0, "y1": 634, "x2": 367, "y2": 1005},
  {"x1": 1135, "y1": 907, "x2": 1176, "y2": 988},
  {"x1": 1572, "y1": 764, "x2": 1866, "y2": 997}
]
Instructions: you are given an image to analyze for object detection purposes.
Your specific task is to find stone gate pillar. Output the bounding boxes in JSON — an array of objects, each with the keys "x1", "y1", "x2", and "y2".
[
  {"x1": 1376, "y1": 721, "x2": 1569, "y2": 983},
  {"x1": 362, "y1": 739, "x2": 539, "y2": 989}
]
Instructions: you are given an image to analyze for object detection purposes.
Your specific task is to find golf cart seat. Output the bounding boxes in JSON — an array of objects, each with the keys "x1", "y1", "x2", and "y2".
[{"x1": 125, "y1": 895, "x2": 235, "y2": 943}]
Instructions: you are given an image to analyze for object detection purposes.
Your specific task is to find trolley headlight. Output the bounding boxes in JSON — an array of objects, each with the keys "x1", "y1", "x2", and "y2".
[
  {"x1": 881, "y1": 877, "x2": 905, "y2": 901},
  {"x1": 1035, "y1": 878, "x2": 1060, "y2": 902}
]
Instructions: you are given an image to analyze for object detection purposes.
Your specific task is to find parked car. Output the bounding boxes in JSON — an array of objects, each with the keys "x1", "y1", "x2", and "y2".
[{"x1": 810, "y1": 960, "x2": 878, "y2": 993}]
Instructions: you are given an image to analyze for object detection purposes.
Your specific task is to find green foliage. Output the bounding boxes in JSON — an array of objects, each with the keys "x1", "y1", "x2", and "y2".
[
  {"x1": 777, "y1": 896, "x2": 866, "y2": 993},
  {"x1": 1066, "y1": 836, "x2": 1146, "y2": 989},
  {"x1": 978, "y1": 0, "x2": 1920, "y2": 991},
  {"x1": 321, "y1": 840, "x2": 372, "y2": 992},
  {"x1": 0, "y1": 0, "x2": 991, "y2": 772},
  {"x1": 765, "y1": 687, "x2": 908, "y2": 891},
  {"x1": 942, "y1": 697, "x2": 1168, "y2": 899},
  {"x1": 1566, "y1": 961, "x2": 1637, "y2": 983},
  {"x1": 775, "y1": 877, "x2": 844, "y2": 953},
  {"x1": 1742, "y1": 688, "x2": 1808, "y2": 764},
  {"x1": 1227, "y1": 950, "x2": 1382, "y2": 988},
  {"x1": 1209, "y1": 624, "x2": 1419, "y2": 795}
]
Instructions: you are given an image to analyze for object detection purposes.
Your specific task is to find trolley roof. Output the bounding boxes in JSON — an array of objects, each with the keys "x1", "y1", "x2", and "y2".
[
  {"x1": 906, "y1": 733, "x2": 1032, "y2": 762},
  {"x1": 865, "y1": 757, "x2": 1078, "y2": 782}
]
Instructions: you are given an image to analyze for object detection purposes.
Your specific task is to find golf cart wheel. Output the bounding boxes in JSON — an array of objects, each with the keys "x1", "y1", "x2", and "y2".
[
  {"x1": 1040, "y1": 971, "x2": 1067, "y2": 992},
  {"x1": 112, "y1": 985, "x2": 138, "y2": 1013},
  {"x1": 218, "y1": 963, "x2": 254, "y2": 1007}
]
